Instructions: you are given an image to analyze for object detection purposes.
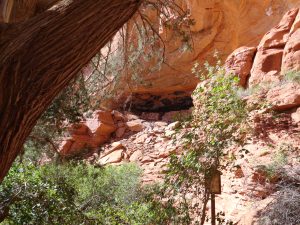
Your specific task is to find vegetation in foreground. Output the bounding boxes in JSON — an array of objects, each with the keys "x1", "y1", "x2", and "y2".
[{"x1": 0, "y1": 160, "x2": 171, "y2": 225}]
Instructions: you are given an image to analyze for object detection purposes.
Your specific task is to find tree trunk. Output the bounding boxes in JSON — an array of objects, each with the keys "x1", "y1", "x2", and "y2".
[{"x1": 0, "y1": 0, "x2": 142, "y2": 182}]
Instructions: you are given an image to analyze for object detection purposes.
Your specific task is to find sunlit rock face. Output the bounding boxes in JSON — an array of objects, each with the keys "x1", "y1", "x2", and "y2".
[
  {"x1": 282, "y1": 10, "x2": 300, "y2": 73},
  {"x1": 227, "y1": 8, "x2": 300, "y2": 87},
  {"x1": 249, "y1": 8, "x2": 299, "y2": 86},
  {"x1": 100, "y1": 0, "x2": 299, "y2": 111},
  {"x1": 225, "y1": 46, "x2": 257, "y2": 88},
  {"x1": 225, "y1": 8, "x2": 300, "y2": 112}
]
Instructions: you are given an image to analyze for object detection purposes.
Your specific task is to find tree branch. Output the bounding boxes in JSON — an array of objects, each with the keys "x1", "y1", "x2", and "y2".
[{"x1": 0, "y1": 0, "x2": 142, "y2": 182}]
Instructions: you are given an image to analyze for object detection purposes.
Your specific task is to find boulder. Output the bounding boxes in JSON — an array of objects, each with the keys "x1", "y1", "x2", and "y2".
[
  {"x1": 291, "y1": 107, "x2": 300, "y2": 123},
  {"x1": 249, "y1": 9, "x2": 299, "y2": 87},
  {"x1": 126, "y1": 120, "x2": 144, "y2": 132},
  {"x1": 225, "y1": 46, "x2": 257, "y2": 87},
  {"x1": 167, "y1": 121, "x2": 181, "y2": 130},
  {"x1": 112, "y1": 110, "x2": 125, "y2": 121},
  {"x1": 165, "y1": 130, "x2": 175, "y2": 138},
  {"x1": 59, "y1": 139, "x2": 74, "y2": 156},
  {"x1": 249, "y1": 49, "x2": 284, "y2": 86},
  {"x1": 60, "y1": 111, "x2": 116, "y2": 157},
  {"x1": 98, "y1": 150, "x2": 124, "y2": 165},
  {"x1": 85, "y1": 119, "x2": 101, "y2": 133},
  {"x1": 154, "y1": 121, "x2": 168, "y2": 127},
  {"x1": 60, "y1": 133, "x2": 109, "y2": 158},
  {"x1": 258, "y1": 8, "x2": 299, "y2": 49},
  {"x1": 110, "y1": 141, "x2": 124, "y2": 151},
  {"x1": 117, "y1": 121, "x2": 125, "y2": 127},
  {"x1": 85, "y1": 115, "x2": 116, "y2": 137},
  {"x1": 267, "y1": 82, "x2": 300, "y2": 111},
  {"x1": 125, "y1": 113, "x2": 139, "y2": 121},
  {"x1": 94, "y1": 123, "x2": 117, "y2": 136},
  {"x1": 92, "y1": 134, "x2": 110, "y2": 146},
  {"x1": 115, "y1": 127, "x2": 126, "y2": 138},
  {"x1": 62, "y1": 136, "x2": 91, "y2": 155},
  {"x1": 129, "y1": 150, "x2": 143, "y2": 162},
  {"x1": 68, "y1": 123, "x2": 90, "y2": 135},
  {"x1": 95, "y1": 110, "x2": 114, "y2": 125}
]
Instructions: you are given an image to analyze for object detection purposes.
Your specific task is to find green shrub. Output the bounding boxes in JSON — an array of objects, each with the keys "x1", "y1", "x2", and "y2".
[
  {"x1": 0, "y1": 163, "x2": 85, "y2": 225},
  {"x1": 0, "y1": 162, "x2": 169, "y2": 225},
  {"x1": 162, "y1": 62, "x2": 250, "y2": 224}
]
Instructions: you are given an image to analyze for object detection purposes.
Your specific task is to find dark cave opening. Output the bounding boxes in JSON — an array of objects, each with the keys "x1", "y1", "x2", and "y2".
[{"x1": 124, "y1": 91, "x2": 194, "y2": 113}]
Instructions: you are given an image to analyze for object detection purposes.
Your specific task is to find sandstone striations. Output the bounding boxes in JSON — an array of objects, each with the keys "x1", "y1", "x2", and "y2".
[
  {"x1": 100, "y1": 0, "x2": 300, "y2": 111},
  {"x1": 249, "y1": 8, "x2": 299, "y2": 86},
  {"x1": 226, "y1": 8, "x2": 300, "y2": 112}
]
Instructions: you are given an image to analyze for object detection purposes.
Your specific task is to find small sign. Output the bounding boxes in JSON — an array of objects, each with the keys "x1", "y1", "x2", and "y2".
[
  {"x1": 205, "y1": 169, "x2": 222, "y2": 194},
  {"x1": 210, "y1": 170, "x2": 222, "y2": 194}
]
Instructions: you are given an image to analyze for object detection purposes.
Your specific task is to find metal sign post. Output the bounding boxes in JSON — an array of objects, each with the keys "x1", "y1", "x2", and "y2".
[{"x1": 211, "y1": 193, "x2": 216, "y2": 225}]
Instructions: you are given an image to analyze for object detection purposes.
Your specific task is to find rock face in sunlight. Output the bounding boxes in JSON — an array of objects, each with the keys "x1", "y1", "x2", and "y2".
[
  {"x1": 249, "y1": 8, "x2": 299, "y2": 86},
  {"x1": 225, "y1": 46, "x2": 257, "y2": 88},
  {"x1": 266, "y1": 82, "x2": 300, "y2": 111},
  {"x1": 282, "y1": 11, "x2": 300, "y2": 72},
  {"x1": 101, "y1": 0, "x2": 300, "y2": 111},
  {"x1": 226, "y1": 8, "x2": 300, "y2": 112}
]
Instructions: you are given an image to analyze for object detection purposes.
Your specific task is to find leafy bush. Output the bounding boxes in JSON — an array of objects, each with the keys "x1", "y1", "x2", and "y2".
[
  {"x1": 0, "y1": 163, "x2": 85, "y2": 225},
  {"x1": 161, "y1": 62, "x2": 250, "y2": 224},
  {"x1": 0, "y1": 162, "x2": 169, "y2": 225}
]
